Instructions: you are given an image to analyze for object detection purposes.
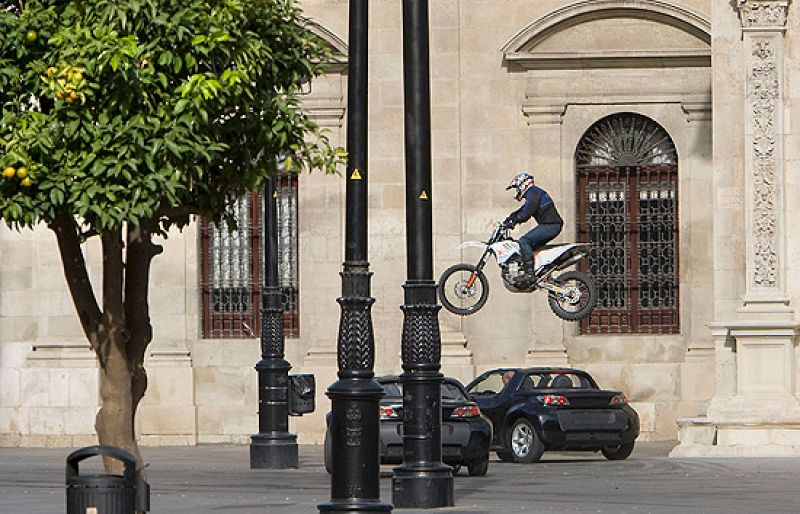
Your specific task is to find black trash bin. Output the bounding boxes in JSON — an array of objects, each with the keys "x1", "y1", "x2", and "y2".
[{"x1": 66, "y1": 445, "x2": 149, "y2": 514}]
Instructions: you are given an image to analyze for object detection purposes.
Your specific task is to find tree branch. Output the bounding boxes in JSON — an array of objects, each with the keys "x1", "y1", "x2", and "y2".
[{"x1": 50, "y1": 212, "x2": 103, "y2": 350}]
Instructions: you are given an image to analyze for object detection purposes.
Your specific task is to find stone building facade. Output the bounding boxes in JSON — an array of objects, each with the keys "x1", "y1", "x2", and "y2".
[{"x1": 0, "y1": 0, "x2": 797, "y2": 455}]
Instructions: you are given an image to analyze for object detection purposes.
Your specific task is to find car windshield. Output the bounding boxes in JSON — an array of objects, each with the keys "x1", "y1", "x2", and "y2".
[
  {"x1": 467, "y1": 371, "x2": 509, "y2": 395},
  {"x1": 380, "y1": 381, "x2": 467, "y2": 401}
]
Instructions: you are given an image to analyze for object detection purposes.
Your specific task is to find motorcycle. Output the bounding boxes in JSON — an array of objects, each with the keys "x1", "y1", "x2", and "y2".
[{"x1": 437, "y1": 222, "x2": 597, "y2": 320}]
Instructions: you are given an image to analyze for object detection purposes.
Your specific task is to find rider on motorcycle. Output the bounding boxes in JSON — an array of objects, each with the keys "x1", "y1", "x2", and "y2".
[{"x1": 503, "y1": 172, "x2": 564, "y2": 278}]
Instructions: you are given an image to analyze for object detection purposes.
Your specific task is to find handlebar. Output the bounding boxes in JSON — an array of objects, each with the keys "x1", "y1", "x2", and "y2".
[{"x1": 486, "y1": 222, "x2": 510, "y2": 245}]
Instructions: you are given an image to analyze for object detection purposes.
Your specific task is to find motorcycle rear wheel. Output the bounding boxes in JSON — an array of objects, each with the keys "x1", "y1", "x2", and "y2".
[
  {"x1": 438, "y1": 263, "x2": 489, "y2": 316},
  {"x1": 547, "y1": 270, "x2": 597, "y2": 321}
]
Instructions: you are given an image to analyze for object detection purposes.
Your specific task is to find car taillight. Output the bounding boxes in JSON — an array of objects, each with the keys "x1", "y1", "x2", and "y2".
[
  {"x1": 537, "y1": 394, "x2": 570, "y2": 406},
  {"x1": 451, "y1": 405, "x2": 480, "y2": 418},
  {"x1": 380, "y1": 406, "x2": 400, "y2": 419},
  {"x1": 610, "y1": 394, "x2": 628, "y2": 406}
]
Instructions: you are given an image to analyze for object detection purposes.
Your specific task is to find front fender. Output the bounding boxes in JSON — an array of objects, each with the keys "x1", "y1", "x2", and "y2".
[{"x1": 458, "y1": 241, "x2": 489, "y2": 251}]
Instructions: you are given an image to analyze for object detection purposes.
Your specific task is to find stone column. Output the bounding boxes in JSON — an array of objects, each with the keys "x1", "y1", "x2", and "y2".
[
  {"x1": 738, "y1": 0, "x2": 792, "y2": 315},
  {"x1": 522, "y1": 100, "x2": 569, "y2": 366},
  {"x1": 672, "y1": 1, "x2": 800, "y2": 456}
]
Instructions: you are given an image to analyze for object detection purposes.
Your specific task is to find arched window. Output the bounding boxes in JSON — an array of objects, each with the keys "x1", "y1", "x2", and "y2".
[
  {"x1": 199, "y1": 173, "x2": 299, "y2": 338},
  {"x1": 576, "y1": 113, "x2": 678, "y2": 334}
]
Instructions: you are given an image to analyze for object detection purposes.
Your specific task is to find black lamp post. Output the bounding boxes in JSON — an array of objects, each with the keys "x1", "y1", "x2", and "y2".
[
  {"x1": 249, "y1": 174, "x2": 299, "y2": 469},
  {"x1": 318, "y1": 1, "x2": 392, "y2": 512},
  {"x1": 391, "y1": 0, "x2": 454, "y2": 508}
]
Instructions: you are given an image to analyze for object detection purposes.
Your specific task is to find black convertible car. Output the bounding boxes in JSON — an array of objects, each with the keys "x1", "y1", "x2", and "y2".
[
  {"x1": 324, "y1": 375, "x2": 492, "y2": 476},
  {"x1": 467, "y1": 367, "x2": 639, "y2": 463}
]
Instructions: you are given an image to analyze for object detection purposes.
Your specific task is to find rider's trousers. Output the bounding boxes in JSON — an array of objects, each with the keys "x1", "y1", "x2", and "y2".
[{"x1": 519, "y1": 223, "x2": 563, "y2": 261}]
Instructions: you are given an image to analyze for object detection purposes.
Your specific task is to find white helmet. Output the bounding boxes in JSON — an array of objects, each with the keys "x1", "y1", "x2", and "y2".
[{"x1": 506, "y1": 172, "x2": 534, "y2": 201}]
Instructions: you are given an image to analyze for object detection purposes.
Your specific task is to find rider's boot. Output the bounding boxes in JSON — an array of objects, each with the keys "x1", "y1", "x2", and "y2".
[{"x1": 522, "y1": 258, "x2": 537, "y2": 279}]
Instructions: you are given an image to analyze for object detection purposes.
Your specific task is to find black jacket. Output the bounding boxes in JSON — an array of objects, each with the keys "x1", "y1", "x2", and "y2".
[{"x1": 509, "y1": 185, "x2": 563, "y2": 226}]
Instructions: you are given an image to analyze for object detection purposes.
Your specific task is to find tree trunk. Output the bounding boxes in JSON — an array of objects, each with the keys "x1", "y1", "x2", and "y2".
[
  {"x1": 95, "y1": 229, "x2": 143, "y2": 475},
  {"x1": 52, "y1": 216, "x2": 162, "y2": 476}
]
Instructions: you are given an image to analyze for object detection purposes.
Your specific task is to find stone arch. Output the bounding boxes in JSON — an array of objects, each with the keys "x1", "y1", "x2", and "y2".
[
  {"x1": 501, "y1": 0, "x2": 711, "y2": 69},
  {"x1": 304, "y1": 18, "x2": 348, "y2": 69}
]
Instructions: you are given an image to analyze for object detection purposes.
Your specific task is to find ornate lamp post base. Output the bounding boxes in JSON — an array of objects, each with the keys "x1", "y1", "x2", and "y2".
[
  {"x1": 249, "y1": 357, "x2": 299, "y2": 469},
  {"x1": 318, "y1": 377, "x2": 392, "y2": 513},
  {"x1": 250, "y1": 433, "x2": 298, "y2": 469},
  {"x1": 392, "y1": 466, "x2": 454, "y2": 509},
  {"x1": 391, "y1": 374, "x2": 454, "y2": 508},
  {"x1": 391, "y1": 286, "x2": 454, "y2": 508},
  {"x1": 319, "y1": 267, "x2": 393, "y2": 513}
]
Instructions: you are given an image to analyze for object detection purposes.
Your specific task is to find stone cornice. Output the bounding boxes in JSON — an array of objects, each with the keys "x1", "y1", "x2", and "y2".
[{"x1": 737, "y1": 0, "x2": 791, "y2": 30}]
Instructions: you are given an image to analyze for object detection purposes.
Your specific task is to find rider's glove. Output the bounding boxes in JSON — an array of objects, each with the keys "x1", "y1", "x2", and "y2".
[{"x1": 502, "y1": 217, "x2": 516, "y2": 230}]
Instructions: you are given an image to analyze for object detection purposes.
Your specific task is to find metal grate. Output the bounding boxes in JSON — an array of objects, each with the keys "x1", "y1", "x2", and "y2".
[
  {"x1": 576, "y1": 113, "x2": 677, "y2": 168},
  {"x1": 576, "y1": 114, "x2": 679, "y2": 334},
  {"x1": 200, "y1": 173, "x2": 299, "y2": 339}
]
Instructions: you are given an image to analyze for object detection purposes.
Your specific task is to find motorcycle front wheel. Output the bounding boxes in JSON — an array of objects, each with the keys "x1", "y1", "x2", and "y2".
[
  {"x1": 438, "y1": 264, "x2": 489, "y2": 316},
  {"x1": 547, "y1": 270, "x2": 597, "y2": 321}
]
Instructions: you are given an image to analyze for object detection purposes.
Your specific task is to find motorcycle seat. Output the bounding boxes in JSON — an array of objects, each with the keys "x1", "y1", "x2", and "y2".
[{"x1": 537, "y1": 243, "x2": 570, "y2": 251}]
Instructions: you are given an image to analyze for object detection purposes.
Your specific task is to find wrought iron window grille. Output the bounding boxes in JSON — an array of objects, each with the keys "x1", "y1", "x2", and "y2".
[
  {"x1": 576, "y1": 114, "x2": 679, "y2": 335},
  {"x1": 200, "y1": 173, "x2": 300, "y2": 339}
]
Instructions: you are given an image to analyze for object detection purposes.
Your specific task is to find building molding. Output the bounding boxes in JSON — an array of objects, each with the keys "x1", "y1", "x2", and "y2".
[
  {"x1": 522, "y1": 93, "x2": 711, "y2": 125},
  {"x1": 737, "y1": 0, "x2": 791, "y2": 30}
]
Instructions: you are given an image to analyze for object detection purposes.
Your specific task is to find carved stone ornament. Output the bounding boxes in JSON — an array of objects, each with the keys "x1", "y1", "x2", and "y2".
[
  {"x1": 747, "y1": 37, "x2": 780, "y2": 287},
  {"x1": 737, "y1": 0, "x2": 790, "y2": 28}
]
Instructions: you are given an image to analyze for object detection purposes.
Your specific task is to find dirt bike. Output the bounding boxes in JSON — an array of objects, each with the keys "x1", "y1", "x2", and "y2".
[{"x1": 437, "y1": 222, "x2": 598, "y2": 320}]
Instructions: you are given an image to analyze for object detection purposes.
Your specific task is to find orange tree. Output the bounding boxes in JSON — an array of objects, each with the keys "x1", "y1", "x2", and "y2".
[{"x1": 0, "y1": 0, "x2": 341, "y2": 470}]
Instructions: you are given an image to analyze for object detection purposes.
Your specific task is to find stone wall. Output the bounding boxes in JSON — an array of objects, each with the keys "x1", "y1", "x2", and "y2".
[{"x1": 0, "y1": 0, "x2": 721, "y2": 446}]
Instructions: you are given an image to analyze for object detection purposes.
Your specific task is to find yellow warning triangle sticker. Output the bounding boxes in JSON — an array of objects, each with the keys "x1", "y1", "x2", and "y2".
[
  {"x1": 350, "y1": 169, "x2": 362, "y2": 180},
  {"x1": 420, "y1": 191, "x2": 429, "y2": 200},
  {"x1": 273, "y1": 191, "x2": 278, "y2": 198}
]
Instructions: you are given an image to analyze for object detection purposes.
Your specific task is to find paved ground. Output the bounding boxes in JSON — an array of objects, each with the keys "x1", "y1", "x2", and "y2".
[{"x1": 1, "y1": 442, "x2": 798, "y2": 513}]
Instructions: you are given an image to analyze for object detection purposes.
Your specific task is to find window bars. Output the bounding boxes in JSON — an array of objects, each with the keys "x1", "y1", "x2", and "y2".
[
  {"x1": 200, "y1": 173, "x2": 300, "y2": 339},
  {"x1": 576, "y1": 114, "x2": 679, "y2": 334}
]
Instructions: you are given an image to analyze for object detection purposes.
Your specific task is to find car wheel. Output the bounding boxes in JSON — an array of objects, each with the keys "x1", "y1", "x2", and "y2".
[
  {"x1": 467, "y1": 457, "x2": 489, "y2": 477},
  {"x1": 601, "y1": 441, "x2": 635, "y2": 461},
  {"x1": 450, "y1": 464, "x2": 461, "y2": 475},
  {"x1": 324, "y1": 429, "x2": 333, "y2": 474},
  {"x1": 496, "y1": 449, "x2": 515, "y2": 462},
  {"x1": 508, "y1": 418, "x2": 545, "y2": 463}
]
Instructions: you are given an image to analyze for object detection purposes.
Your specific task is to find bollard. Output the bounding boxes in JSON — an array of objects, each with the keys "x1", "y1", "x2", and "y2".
[{"x1": 66, "y1": 445, "x2": 149, "y2": 514}]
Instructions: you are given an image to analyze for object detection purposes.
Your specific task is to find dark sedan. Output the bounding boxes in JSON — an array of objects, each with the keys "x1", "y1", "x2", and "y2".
[
  {"x1": 325, "y1": 375, "x2": 492, "y2": 476},
  {"x1": 467, "y1": 367, "x2": 639, "y2": 463}
]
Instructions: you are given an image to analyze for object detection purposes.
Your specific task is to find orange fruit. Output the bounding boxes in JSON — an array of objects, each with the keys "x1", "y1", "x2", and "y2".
[
  {"x1": 16, "y1": 167, "x2": 28, "y2": 179},
  {"x1": 56, "y1": 91, "x2": 63, "y2": 99},
  {"x1": 20, "y1": 177, "x2": 32, "y2": 187},
  {"x1": 26, "y1": 31, "x2": 37, "y2": 43},
  {"x1": 2, "y1": 167, "x2": 15, "y2": 179},
  {"x1": 69, "y1": 91, "x2": 78, "y2": 101}
]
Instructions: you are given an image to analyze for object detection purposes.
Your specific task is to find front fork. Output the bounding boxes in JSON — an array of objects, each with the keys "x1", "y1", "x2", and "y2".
[{"x1": 466, "y1": 250, "x2": 492, "y2": 288}]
